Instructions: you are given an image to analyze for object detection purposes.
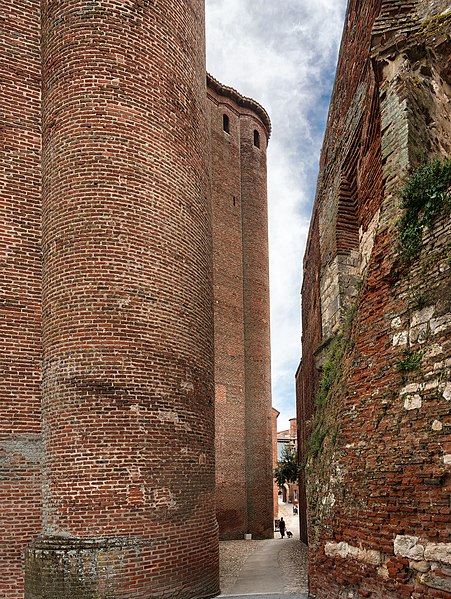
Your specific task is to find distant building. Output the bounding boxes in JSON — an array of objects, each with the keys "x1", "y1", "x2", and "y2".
[
  {"x1": 272, "y1": 407, "x2": 280, "y2": 521},
  {"x1": 276, "y1": 418, "x2": 299, "y2": 506}
]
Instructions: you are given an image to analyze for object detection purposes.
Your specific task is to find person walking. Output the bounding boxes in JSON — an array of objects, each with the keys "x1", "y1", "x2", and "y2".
[{"x1": 279, "y1": 517, "x2": 286, "y2": 538}]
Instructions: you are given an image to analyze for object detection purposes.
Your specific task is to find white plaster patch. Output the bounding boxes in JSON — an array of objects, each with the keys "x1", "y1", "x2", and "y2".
[
  {"x1": 410, "y1": 323, "x2": 428, "y2": 344},
  {"x1": 401, "y1": 383, "x2": 422, "y2": 394},
  {"x1": 321, "y1": 492, "x2": 336, "y2": 507},
  {"x1": 180, "y1": 380, "x2": 194, "y2": 392},
  {"x1": 424, "y1": 542, "x2": 451, "y2": 565},
  {"x1": 157, "y1": 410, "x2": 192, "y2": 432},
  {"x1": 393, "y1": 330, "x2": 408, "y2": 346},
  {"x1": 425, "y1": 343, "x2": 443, "y2": 358},
  {"x1": 411, "y1": 306, "x2": 435, "y2": 328},
  {"x1": 404, "y1": 394, "x2": 422, "y2": 410},
  {"x1": 391, "y1": 316, "x2": 402, "y2": 329},
  {"x1": 432, "y1": 420, "x2": 443, "y2": 431},
  {"x1": 430, "y1": 315, "x2": 451, "y2": 335},
  {"x1": 325, "y1": 541, "x2": 382, "y2": 565},
  {"x1": 151, "y1": 487, "x2": 177, "y2": 509},
  {"x1": 394, "y1": 535, "x2": 425, "y2": 560},
  {"x1": 424, "y1": 378, "x2": 439, "y2": 391},
  {"x1": 443, "y1": 454, "x2": 451, "y2": 466},
  {"x1": 377, "y1": 565, "x2": 389, "y2": 579},
  {"x1": 442, "y1": 382, "x2": 451, "y2": 401}
]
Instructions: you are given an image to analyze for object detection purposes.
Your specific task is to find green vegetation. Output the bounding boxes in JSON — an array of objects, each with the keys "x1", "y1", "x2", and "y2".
[
  {"x1": 306, "y1": 305, "x2": 356, "y2": 461},
  {"x1": 397, "y1": 350, "x2": 423, "y2": 374},
  {"x1": 399, "y1": 158, "x2": 451, "y2": 262},
  {"x1": 274, "y1": 445, "x2": 299, "y2": 486},
  {"x1": 307, "y1": 427, "x2": 328, "y2": 459},
  {"x1": 421, "y1": 11, "x2": 451, "y2": 36},
  {"x1": 316, "y1": 336, "x2": 343, "y2": 409},
  {"x1": 411, "y1": 290, "x2": 429, "y2": 310}
]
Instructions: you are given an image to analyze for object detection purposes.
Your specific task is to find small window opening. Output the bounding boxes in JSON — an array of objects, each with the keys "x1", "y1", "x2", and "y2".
[
  {"x1": 233, "y1": 196, "x2": 236, "y2": 206},
  {"x1": 223, "y1": 114, "x2": 230, "y2": 133},
  {"x1": 253, "y1": 129, "x2": 260, "y2": 148}
]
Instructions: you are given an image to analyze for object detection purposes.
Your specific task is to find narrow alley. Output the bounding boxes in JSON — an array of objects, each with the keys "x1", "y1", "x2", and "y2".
[{"x1": 219, "y1": 500, "x2": 308, "y2": 597}]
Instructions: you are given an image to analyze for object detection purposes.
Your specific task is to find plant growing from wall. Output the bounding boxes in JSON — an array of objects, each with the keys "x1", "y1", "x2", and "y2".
[
  {"x1": 305, "y1": 305, "x2": 356, "y2": 461},
  {"x1": 274, "y1": 445, "x2": 299, "y2": 487},
  {"x1": 397, "y1": 350, "x2": 423, "y2": 384},
  {"x1": 399, "y1": 158, "x2": 451, "y2": 261}
]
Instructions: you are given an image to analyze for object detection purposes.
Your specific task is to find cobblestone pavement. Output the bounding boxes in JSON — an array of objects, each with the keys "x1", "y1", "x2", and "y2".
[{"x1": 219, "y1": 500, "x2": 308, "y2": 595}]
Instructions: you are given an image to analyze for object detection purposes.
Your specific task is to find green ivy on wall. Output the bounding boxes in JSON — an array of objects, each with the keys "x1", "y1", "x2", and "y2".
[{"x1": 399, "y1": 158, "x2": 451, "y2": 262}]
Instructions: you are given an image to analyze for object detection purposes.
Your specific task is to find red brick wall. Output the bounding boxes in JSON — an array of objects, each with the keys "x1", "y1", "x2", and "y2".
[
  {"x1": 300, "y1": 1, "x2": 451, "y2": 597},
  {"x1": 297, "y1": 213, "x2": 322, "y2": 544},
  {"x1": 0, "y1": 2, "x2": 42, "y2": 598},
  {"x1": 208, "y1": 77, "x2": 274, "y2": 540},
  {"x1": 240, "y1": 111, "x2": 274, "y2": 540},
  {"x1": 25, "y1": 2, "x2": 218, "y2": 598},
  {"x1": 209, "y1": 85, "x2": 248, "y2": 539},
  {"x1": 317, "y1": 0, "x2": 383, "y2": 266},
  {"x1": 1, "y1": 3, "x2": 275, "y2": 594}
]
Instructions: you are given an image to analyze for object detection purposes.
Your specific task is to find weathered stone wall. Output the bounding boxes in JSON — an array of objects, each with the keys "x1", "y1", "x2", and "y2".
[
  {"x1": 298, "y1": 213, "x2": 323, "y2": 544},
  {"x1": 208, "y1": 76, "x2": 274, "y2": 540},
  {"x1": 299, "y1": 1, "x2": 451, "y2": 598}
]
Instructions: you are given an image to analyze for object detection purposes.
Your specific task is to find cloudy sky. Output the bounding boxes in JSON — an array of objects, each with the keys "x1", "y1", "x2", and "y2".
[{"x1": 205, "y1": 0, "x2": 348, "y2": 432}]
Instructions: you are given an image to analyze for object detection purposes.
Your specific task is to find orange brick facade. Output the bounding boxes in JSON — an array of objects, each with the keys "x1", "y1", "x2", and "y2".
[
  {"x1": 1, "y1": 2, "x2": 272, "y2": 598},
  {"x1": 208, "y1": 76, "x2": 274, "y2": 540},
  {"x1": 298, "y1": 1, "x2": 451, "y2": 598}
]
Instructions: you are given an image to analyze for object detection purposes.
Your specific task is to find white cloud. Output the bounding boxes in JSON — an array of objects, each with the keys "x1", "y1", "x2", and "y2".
[{"x1": 206, "y1": 0, "x2": 347, "y2": 432}]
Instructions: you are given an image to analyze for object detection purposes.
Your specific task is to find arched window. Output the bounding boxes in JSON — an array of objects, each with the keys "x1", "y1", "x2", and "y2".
[
  {"x1": 253, "y1": 129, "x2": 260, "y2": 148},
  {"x1": 223, "y1": 114, "x2": 230, "y2": 133}
]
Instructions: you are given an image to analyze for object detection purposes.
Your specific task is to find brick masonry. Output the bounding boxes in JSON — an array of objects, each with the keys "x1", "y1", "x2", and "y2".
[
  {"x1": 1, "y1": 1, "x2": 274, "y2": 596},
  {"x1": 208, "y1": 76, "x2": 274, "y2": 540},
  {"x1": 0, "y1": 1, "x2": 42, "y2": 597},
  {"x1": 298, "y1": 1, "x2": 451, "y2": 598},
  {"x1": 24, "y1": 1, "x2": 219, "y2": 598}
]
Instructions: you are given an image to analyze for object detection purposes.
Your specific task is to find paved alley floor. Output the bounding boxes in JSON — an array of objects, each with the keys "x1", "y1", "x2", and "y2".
[{"x1": 219, "y1": 500, "x2": 308, "y2": 597}]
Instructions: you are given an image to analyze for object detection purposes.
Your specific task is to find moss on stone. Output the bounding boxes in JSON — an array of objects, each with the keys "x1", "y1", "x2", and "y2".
[
  {"x1": 421, "y1": 11, "x2": 451, "y2": 36},
  {"x1": 306, "y1": 305, "x2": 356, "y2": 463}
]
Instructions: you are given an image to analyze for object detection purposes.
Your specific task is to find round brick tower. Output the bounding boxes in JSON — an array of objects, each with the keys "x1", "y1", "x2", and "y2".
[
  {"x1": 207, "y1": 76, "x2": 273, "y2": 540},
  {"x1": 239, "y1": 105, "x2": 274, "y2": 540},
  {"x1": 25, "y1": 2, "x2": 218, "y2": 598}
]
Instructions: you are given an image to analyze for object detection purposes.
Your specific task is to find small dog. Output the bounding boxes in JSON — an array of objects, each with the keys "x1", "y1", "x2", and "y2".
[{"x1": 286, "y1": 531, "x2": 293, "y2": 538}]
